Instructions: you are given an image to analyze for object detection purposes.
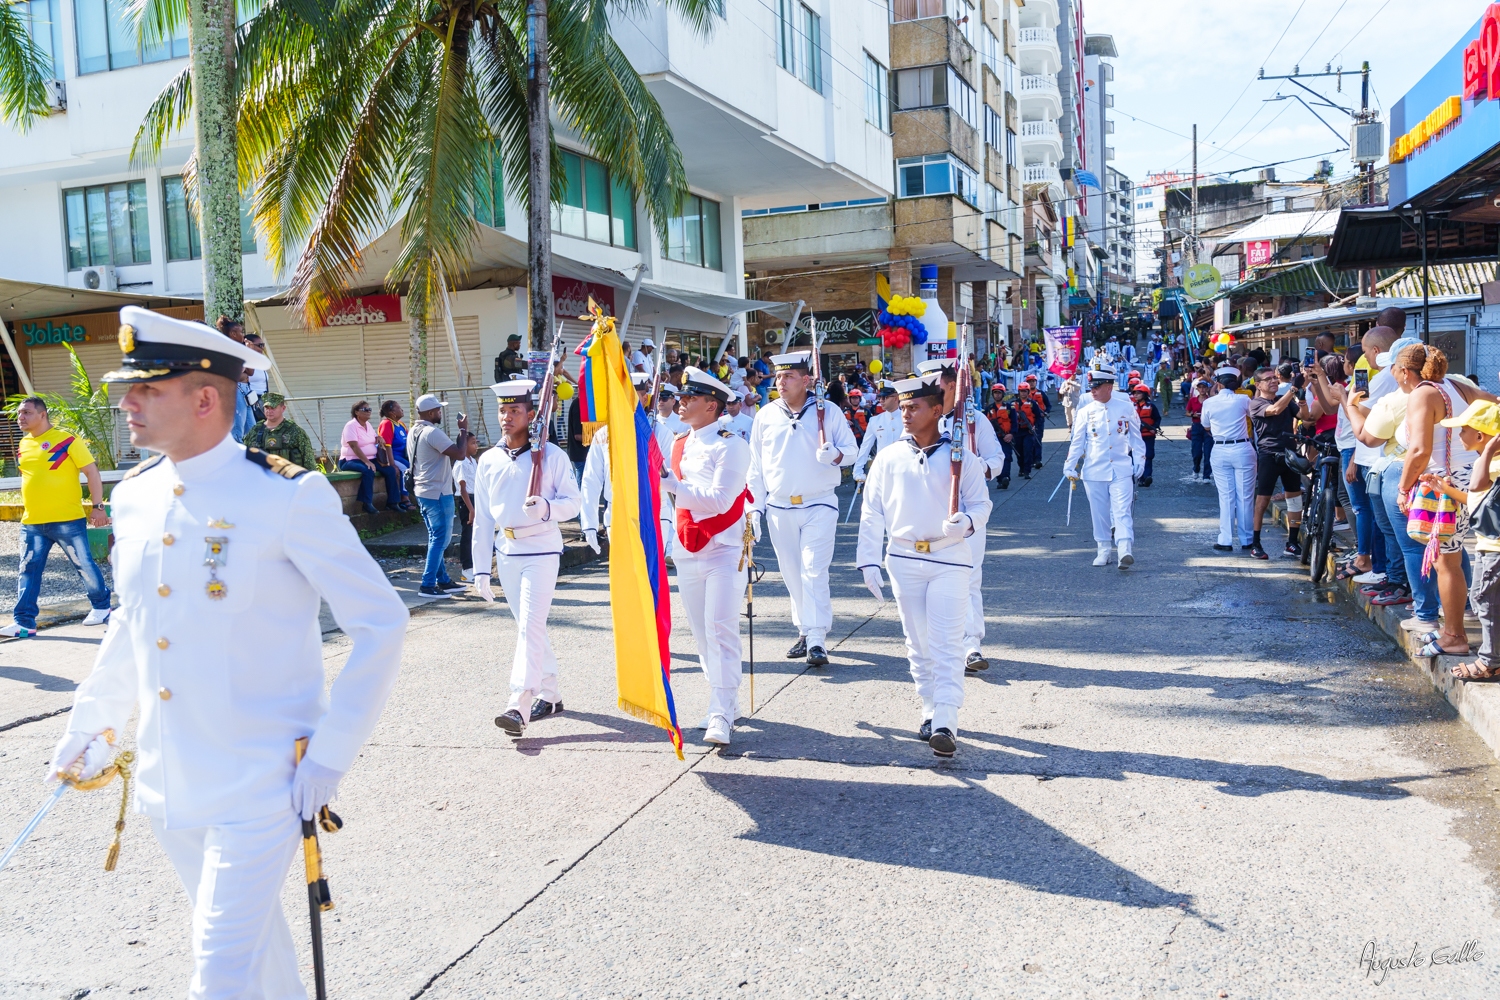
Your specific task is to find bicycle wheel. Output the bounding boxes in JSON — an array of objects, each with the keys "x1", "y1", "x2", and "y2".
[
  {"x1": 1309, "y1": 473, "x2": 1338, "y2": 584},
  {"x1": 1299, "y1": 475, "x2": 1318, "y2": 568}
]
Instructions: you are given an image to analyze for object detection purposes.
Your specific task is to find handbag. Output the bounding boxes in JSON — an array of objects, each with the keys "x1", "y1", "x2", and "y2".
[
  {"x1": 1406, "y1": 381, "x2": 1459, "y2": 575},
  {"x1": 403, "y1": 423, "x2": 424, "y2": 499}
]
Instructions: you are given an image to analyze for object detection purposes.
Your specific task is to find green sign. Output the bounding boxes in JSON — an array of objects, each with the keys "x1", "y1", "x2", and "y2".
[
  {"x1": 18, "y1": 320, "x2": 89, "y2": 347},
  {"x1": 1183, "y1": 263, "x2": 1222, "y2": 301},
  {"x1": 857, "y1": 337, "x2": 881, "y2": 346}
]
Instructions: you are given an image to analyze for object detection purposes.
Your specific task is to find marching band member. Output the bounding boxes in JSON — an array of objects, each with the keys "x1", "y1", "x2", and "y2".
[
  {"x1": 579, "y1": 372, "x2": 654, "y2": 553},
  {"x1": 474, "y1": 379, "x2": 584, "y2": 736},
  {"x1": 857, "y1": 373, "x2": 992, "y2": 757},
  {"x1": 51, "y1": 307, "x2": 408, "y2": 996},
  {"x1": 747, "y1": 351, "x2": 858, "y2": 667},
  {"x1": 660, "y1": 368, "x2": 752, "y2": 745},
  {"x1": 1065, "y1": 365, "x2": 1146, "y2": 568},
  {"x1": 852, "y1": 381, "x2": 902, "y2": 482}
]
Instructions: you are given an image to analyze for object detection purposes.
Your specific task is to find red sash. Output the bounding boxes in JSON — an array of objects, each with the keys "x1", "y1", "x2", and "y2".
[{"x1": 671, "y1": 435, "x2": 752, "y2": 553}]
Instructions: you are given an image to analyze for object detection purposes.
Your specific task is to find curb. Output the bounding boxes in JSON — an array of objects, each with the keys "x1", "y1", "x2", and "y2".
[{"x1": 1271, "y1": 504, "x2": 1500, "y2": 761}]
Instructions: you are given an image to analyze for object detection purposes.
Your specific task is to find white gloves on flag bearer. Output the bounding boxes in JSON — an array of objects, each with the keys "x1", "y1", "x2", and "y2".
[
  {"x1": 48, "y1": 730, "x2": 113, "y2": 783},
  {"x1": 815, "y1": 443, "x2": 842, "y2": 466},
  {"x1": 291, "y1": 756, "x2": 344, "y2": 822},
  {"x1": 941, "y1": 513, "x2": 971, "y2": 539},
  {"x1": 862, "y1": 566, "x2": 885, "y2": 603},
  {"x1": 522, "y1": 496, "x2": 549, "y2": 521},
  {"x1": 749, "y1": 510, "x2": 762, "y2": 543},
  {"x1": 584, "y1": 528, "x2": 601, "y2": 554}
]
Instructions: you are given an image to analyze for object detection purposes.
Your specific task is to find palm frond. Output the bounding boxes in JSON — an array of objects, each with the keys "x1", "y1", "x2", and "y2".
[
  {"x1": 130, "y1": 63, "x2": 195, "y2": 167},
  {"x1": 0, "y1": 1, "x2": 51, "y2": 129}
]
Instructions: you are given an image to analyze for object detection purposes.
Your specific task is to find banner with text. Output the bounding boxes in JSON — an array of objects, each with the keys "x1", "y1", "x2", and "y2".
[{"x1": 1043, "y1": 325, "x2": 1083, "y2": 379}]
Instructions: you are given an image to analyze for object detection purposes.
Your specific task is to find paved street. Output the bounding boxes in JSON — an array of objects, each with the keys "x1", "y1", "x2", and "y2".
[{"x1": 5, "y1": 418, "x2": 1500, "y2": 999}]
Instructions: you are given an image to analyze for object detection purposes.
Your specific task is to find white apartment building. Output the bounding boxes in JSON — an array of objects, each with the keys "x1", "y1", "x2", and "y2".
[
  {"x1": 1016, "y1": 0, "x2": 1064, "y2": 204},
  {"x1": 1103, "y1": 166, "x2": 1135, "y2": 298},
  {"x1": 0, "y1": 0, "x2": 891, "y2": 451}
]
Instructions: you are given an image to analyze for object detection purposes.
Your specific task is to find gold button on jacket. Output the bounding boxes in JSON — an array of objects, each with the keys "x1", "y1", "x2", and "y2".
[
  {"x1": 157, "y1": 584, "x2": 171, "y2": 597},
  {"x1": 162, "y1": 533, "x2": 175, "y2": 546},
  {"x1": 156, "y1": 637, "x2": 170, "y2": 650},
  {"x1": 158, "y1": 687, "x2": 172, "y2": 700}
]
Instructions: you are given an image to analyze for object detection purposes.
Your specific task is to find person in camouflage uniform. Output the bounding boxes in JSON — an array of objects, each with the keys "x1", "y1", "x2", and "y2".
[{"x1": 244, "y1": 392, "x2": 318, "y2": 470}]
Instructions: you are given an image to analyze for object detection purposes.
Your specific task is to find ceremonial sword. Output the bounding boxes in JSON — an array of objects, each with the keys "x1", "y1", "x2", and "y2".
[
  {"x1": 739, "y1": 516, "x2": 757, "y2": 714},
  {"x1": 843, "y1": 480, "x2": 863, "y2": 523},
  {"x1": 294, "y1": 738, "x2": 343, "y2": 1000},
  {"x1": 1, "y1": 729, "x2": 133, "y2": 874}
]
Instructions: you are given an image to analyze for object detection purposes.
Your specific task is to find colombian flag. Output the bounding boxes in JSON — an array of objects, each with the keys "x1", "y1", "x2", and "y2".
[{"x1": 576, "y1": 306, "x2": 682, "y2": 758}]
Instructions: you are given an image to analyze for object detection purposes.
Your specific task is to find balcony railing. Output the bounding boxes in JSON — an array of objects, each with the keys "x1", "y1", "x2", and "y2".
[
  {"x1": 1020, "y1": 120, "x2": 1061, "y2": 142},
  {"x1": 1024, "y1": 164, "x2": 1063, "y2": 186},
  {"x1": 1017, "y1": 27, "x2": 1058, "y2": 47},
  {"x1": 1018, "y1": 75, "x2": 1061, "y2": 101}
]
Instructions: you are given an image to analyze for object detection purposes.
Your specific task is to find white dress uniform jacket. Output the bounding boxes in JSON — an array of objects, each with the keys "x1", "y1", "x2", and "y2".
[
  {"x1": 670, "y1": 424, "x2": 752, "y2": 556},
  {"x1": 853, "y1": 408, "x2": 903, "y2": 480},
  {"x1": 856, "y1": 436, "x2": 992, "y2": 570},
  {"x1": 64, "y1": 436, "x2": 408, "y2": 829},
  {"x1": 1065, "y1": 394, "x2": 1146, "y2": 481},
  {"x1": 719, "y1": 410, "x2": 755, "y2": 443},
  {"x1": 579, "y1": 425, "x2": 620, "y2": 533},
  {"x1": 747, "y1": 396, "x2": 858, "y2": 511},
  {"x1": 472, "y1": 440, "x2": 584, "y2": 568}
]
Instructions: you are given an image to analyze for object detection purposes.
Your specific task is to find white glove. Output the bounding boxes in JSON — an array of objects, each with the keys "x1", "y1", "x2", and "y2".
[
  {"x1": 1134, "y1": 465, "x2": 1146, "y2": 480},
  {"x1": 660, "y1": 471, "x2": 680, "y2": 495},
  {"x1": 584, "y1": 528, "x2": 600, "y2": 554},
  {"x1": 48, "y1": 730, "x2": 112, "y2": 783},
  {"x1": 815, "y1": 443, "x2": 842, "y2": 466},
  {"x1": 474, "y1": 574, "x2": 496, "y2": 602},
  {"x1": 749, "y1": 510, "x2": 762, "y2": 543},
  {"x1": 853, "y1": 469, "x2": 867, "y2": 483},
  {"x1": 862, "y1": 565, "x2": 885, "y2": 603},
  {"x1": 941, "y1": 513, "x2": 969, "y2": 539},
  {"x1": 291, "y1": 755, "x2": 345, "y2": 822},
  {"x1": 522, "y1": 496, "x2": 549, "y2": 521}
]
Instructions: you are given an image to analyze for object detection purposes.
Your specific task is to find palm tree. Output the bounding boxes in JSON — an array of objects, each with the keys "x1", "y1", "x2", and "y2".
[
  {"x1": 0, "y1": 0, "x2": 52, "y2": 127},
  {"x1": 136, "y1": 0, "x2": 717, "y2": 392}
]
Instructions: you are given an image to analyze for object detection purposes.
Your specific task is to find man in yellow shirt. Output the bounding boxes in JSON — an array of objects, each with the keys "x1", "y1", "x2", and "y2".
[{"x1": 4, "y1": 396, "x2": 112, "y2": 637}]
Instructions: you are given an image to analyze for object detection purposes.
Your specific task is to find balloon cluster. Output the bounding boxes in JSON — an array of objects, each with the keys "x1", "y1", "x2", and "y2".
[
  {"x1": 877, "y1": 295, "x2": 928, "y2": 349},
  {"x1": 1209, "y1": 332, "x2": 1235, "y2": 353}
]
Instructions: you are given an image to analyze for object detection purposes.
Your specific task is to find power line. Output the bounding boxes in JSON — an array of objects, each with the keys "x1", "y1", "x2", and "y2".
[
  {"x1": 1293, "y1": 0, "x2": 1352, "y2": 67},
  {"x1": 1330, "y1": 0, "x2": 1395, "y2": 64},
  {"x1": 1201, "y1": 0, "x2": 1308, "y2": 145}
]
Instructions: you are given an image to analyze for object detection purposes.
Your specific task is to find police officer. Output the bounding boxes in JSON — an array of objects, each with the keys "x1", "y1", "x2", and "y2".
[
  {"x1": 852, "y1": 380, "x2": 902, "y2": 482},
  {"x1": 49, "y1": 306, "x2": 408, "y2": 996},
  {"x1": 1065, "y1": 365, "x2": 1146, "y2": 568},
  {"x1": 661, "y1": 367, "x2": 751, "y2": 746},
  {"x1": 747, "y1": 351, "x2": 858, "y2": 666},
  {"x1": 857, "y1": 373, "x2": 991, "y2": 757},
  {"x1": 1201, "y1": 366, "x2": 1257, "y2": 552},
  {"x1": 475, "y1": 379, "x2": 585, "y2": 736}
]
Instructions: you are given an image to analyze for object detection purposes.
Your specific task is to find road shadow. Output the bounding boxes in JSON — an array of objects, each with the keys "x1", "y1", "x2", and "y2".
[
  {"x1": 509, "y1": 709, "x2": 694, "y2": 757},
  {"x1": 0, "y1": 664, "x2": 78, "y2": 691}
]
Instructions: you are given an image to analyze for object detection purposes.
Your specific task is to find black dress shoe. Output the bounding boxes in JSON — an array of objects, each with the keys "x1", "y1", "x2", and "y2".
[
  {"x1": 529, "y1": 698, "x2": 563, "y2": 720},
  {"x1": 494, "y1": 709, "x2": 526, "y2": 737},
  {"x1": 1139, "y1": 477, "x2": 1153, "y2": 487},
  {"x1": 918, "y1": 719, "x2": 932, "y2": 741},
  {"x1": 998, "y1": 478, "x2": 1010, "y2": 490},
  {"x1": 786, "y1": 636, "x2": 807, "y2": 659},
  {"x1": 965, "y1": 651, "x2": 989, "y2": 672},
  {"x1": 1212, "y1": 544, "x2": 1234, "y2": 552},
  {"x1": 929, "y1": 728, "x2": 957, "y2": 757},
  {"x1": 806, "y1": 645, "x2": 829, "y2": 667}
]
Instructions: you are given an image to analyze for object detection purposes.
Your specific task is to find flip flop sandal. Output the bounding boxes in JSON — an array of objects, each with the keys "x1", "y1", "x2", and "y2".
[
  {"x1": 1336, "y1": 563, "x2": 1363, "y2": 580},
  {"x1": 1451, "y1": 661, "x2": 1498, "y2": 681},
  {"x1": 1417, "y1": 638, "x2": 1471, "y2": 657}
]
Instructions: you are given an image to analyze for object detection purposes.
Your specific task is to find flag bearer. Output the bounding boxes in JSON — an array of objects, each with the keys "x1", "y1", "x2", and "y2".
[
  {"x1": 475, "y1": 379, "x2": 584, "y2": 736},
  {"x1": 1065, "y1": 365, "x2": 1146, "y2": 568},
  {"x1": 857, "y1": 373, "x2": 991, "y2": 757}
]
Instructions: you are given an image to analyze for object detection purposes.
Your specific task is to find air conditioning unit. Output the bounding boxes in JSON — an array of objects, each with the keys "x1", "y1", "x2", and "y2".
[
  {"x1": 764, "y1": 328, "x2": 783, "y2": 345},
  {"x1": 75, "y1": 265, "x2": 118, "y2": 291},
  {"x1": 44, "y1": 79, "x2": 66, "y2": 112}
]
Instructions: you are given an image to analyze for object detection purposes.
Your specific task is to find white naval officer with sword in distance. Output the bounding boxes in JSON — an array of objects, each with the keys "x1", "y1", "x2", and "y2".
[
  {"x1": 852, "y1": 381, "x2": 904, "y2": 483},
  {"x1": 578, "y1": 371, "x2": 658, "y2": 554},
  {"x1": 474, "y1": 378, "x2": 585, "y2": 737},
  {"x1": 45, "y1": 306, "x2": 409, "y2": 998},
  {"x1": 857, "y1": 372, "x2": 992, "y2": 757},
  {"x1": 918, "y1": 357, "x2": 1006, "y2": 672},
  {"x1": 1064, "y1": 364, "x2": 1146, "y2": 568},
  {"x1": 660, "y1": 367, "x2": 753, "y2": 746},
  {"x1": 746, "y1": 350, "x2": 858, "y2": 667}
]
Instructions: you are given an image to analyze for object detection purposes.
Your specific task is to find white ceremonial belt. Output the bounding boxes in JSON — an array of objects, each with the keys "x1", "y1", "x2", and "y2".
[
  {"x1": 501, "y1": 522, "x2": 552, "y2": 540},
  {"x1": 770, "y1": 489, "x2": 836, "y2": 507},
  {"x1": 891, "y1": 535, "x2": 965, "y2": 555}
]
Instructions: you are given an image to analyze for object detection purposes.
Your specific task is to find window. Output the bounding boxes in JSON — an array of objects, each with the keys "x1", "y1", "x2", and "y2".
[
  {"x1": 473, "y1": 146, "x2": 505, "y2": 228},
  {"x1": 64, "y1": 181, "x2": 150, "y2": 269},
  {"x1": 864, "y1": 53, "x2": 888, "y2": 131},
  {"x1": 550, "y1": 149, "x2": 636, "y2": 249},
  {"x1": 19, "y1": 0, "x2": 64, "y2": 79},
  {"x1": 777, "y1": 0, "x2": 821, "y2": 92},
  {"x1": 892, "y1": 0, "x2": 944, "y2": 22},
  {"x1": 666, "y1": 194, "x2": 722, "y2": 270},
  {"x1": 984, "y1": 106, "x2": 1004, "y2": 151},
  {"x1": 161, "y1": 176, "x2": 258, "y2": 261},
  {"x1": 1004, "y1": 55, "x2": 1017, "y2": 95},
  {"x1": 893, "y1": 65, "x2": 978, "y2": 130},
  {"x1": 1006, "y1": 129, "x2": 1018, "y2": 169},
  {"x1": 896, "y1": 154, "x2": 978, "y2": 206},
  {"x1": 979, "y1": 26, "x2": 1000, "y2": 80},
  {"x1": 74, "y1": 0, "x2": 188, "y2": 75}
]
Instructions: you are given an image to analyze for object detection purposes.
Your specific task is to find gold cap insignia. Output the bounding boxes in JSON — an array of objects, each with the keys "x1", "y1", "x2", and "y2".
[{"x1": 118, "y1": 324, "x2": 136, "y2": 353}]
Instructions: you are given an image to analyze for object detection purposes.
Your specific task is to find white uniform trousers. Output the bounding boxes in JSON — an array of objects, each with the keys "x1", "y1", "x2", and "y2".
[
  {"x1": 963, "y1": 531, "x2": 986, "y2": 655},
  {"x1": 1083, "y1": 476, "x2": 1135, "y2": 545},
  {"x1": 660, "y1": 494, "x2": 675, "y2": 560},
  {"x1": 766, "y1": 504, "x2": 837, "y2": 647},
  {"x1": 496, "y1": 552, "x2": 562, "y2": 715},
  {"x1": 152, "y1": 810, "x2": 305, "y2": 1000},
  {"x1": 675, "y1": 544, "x2": 747, "y2": 722},
  {"x1": 887, "y1": 555, "x2": 969, "y2": 735},
  {"x1": 1211, "y1": 442, "x2": 1256, "y2": 546}
]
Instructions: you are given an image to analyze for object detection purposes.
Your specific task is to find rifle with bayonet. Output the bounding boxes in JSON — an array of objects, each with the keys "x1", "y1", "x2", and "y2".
[{"x1": 527, "y1": 322, "x2": 566, "y2": 498}]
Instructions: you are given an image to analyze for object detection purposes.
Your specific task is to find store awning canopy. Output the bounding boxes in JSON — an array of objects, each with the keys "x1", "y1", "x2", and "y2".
[
  {"x1": 1219, "y1": 209, "x2": 1341, "y2": 244},
  {"x1": 0, "y1": 278, "x2": 200, "y2": 323},
  {"x1": 1223, "y1": 294, "x2": 1479, "y2": 337},
  {"x1": 1326, "y1": 206, "x2": 1500, "y2": 271},
  {"x1": 254, "y1": 223, "x2": 796, "y2": 320}
]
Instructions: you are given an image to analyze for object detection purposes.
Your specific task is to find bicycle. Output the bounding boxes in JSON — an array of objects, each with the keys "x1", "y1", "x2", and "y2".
[{"x1": 1296, "y1": 430, "x2": 1342, "y2": 585}]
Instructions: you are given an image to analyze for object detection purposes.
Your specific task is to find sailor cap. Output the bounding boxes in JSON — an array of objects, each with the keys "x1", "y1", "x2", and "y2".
[
  {"x1": 770, "y1": 351, "x2": 812, "y2": 373},
  {"x1": 916, "y1": 358, "x2": 956, "y2": 374},
  {"x1": 680, "y1": 366, "x2": 733, "y2": 403},
  {"x1": 490, "y1": 377, "x2": 537, "y2": 400},
  {"x1": 894, "y1": 373, "x2": 943, "y2": 401},
  {"x1": 104, "y1": 306, "x2": 268, "y2": 384},
  {"x1": 1214, "y1": 365, "x2": 1240, "y2": 379},
  {"x1": 629, "y1": 371, "x2": 653, "y2": 388}
]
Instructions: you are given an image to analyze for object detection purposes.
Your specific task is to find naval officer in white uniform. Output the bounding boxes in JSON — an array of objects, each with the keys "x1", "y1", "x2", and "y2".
[
  {"x1": 660, "y1": 367, "x2": 752, "y2": 746},
  {"x1": 857, "y1": 373, "x2": 992, "y2": 757},
  {"x1": 1200, "y1": 366, "x2": 1257, "y2": 552},
  {"x1": 746, "y1": 351, "x2": 858, "y2": 666},
  {"x1": 49, "y1": 306, "x2": 408, "y2": 999},
  {"x1": 474, "y1": 378, "x2": 584, "y2": 736},
  {"x1": 1065, "y1": 365, "x2": 1146, "y2": 568},
  {"x1": 852, "y1": 381, "x2": 903, "y2": 481}
]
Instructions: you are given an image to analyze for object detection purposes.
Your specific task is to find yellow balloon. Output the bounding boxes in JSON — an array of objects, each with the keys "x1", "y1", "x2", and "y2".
[
  {"x1": 868, "y1": 360, "x2": 883, "y2": 374},
  {"x1": 555, "y1": 381, "x2": 575, "y2": 401}
]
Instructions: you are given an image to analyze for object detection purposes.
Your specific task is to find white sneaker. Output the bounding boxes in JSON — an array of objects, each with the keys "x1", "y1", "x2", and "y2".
[
  {"x1": 1117, "y1": 543, "x2": 1134, "y2": 569},
  {"x1": 0, "y1": 623, "x2": 35, "y2": 638},
  {"x1": 1093, "y1": 546, "x2": 1112, "y2": 567},
  {"x1": 1400, "y1": 616, "x2": 1440, "y2": 633},
  {"x1": 81, "y1": 608, "x2": 111, "y2": 626},
  {"x1": 460, "y1": 569, "x2": 475, "y2": 583},
  {"x1": 704, "y1": 716, "x2": 732, "y2": 746},
  {"x1": 1351, "y1": 571, "x2": 1386, "y2": 585}
]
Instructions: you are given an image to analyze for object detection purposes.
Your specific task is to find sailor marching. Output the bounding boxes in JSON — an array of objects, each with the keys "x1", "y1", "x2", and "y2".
[
  {"x1": 1064, "y1": 364, "x2": 1145, "y2": 568},
  {"x1": 852, "y1": 381, "x2": 903, "y2": 482}
]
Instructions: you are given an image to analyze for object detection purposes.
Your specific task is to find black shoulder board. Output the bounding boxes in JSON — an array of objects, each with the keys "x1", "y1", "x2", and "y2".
[
  {"x1": 245, "y1": 447, "x2": 310, "y2": 480},
  {"x1": 120, "y1": 454, "x2": 165, "y2": 481},
  {"x1": 718, "y1": 428, "x2": 733, "y2": 437}
]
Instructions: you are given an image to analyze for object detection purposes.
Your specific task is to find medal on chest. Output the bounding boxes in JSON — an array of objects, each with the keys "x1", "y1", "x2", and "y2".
[{"x1": 203, "y1": 536, "x2": 230, "y2": 600}]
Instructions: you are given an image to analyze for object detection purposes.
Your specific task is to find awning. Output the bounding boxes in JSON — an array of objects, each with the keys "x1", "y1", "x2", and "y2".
[
  {"x1": 0, "y1": 278, "x2": 200, "y2": 323},
  {"x1": 1210, "y1": 258, "x2": 1399, "y2": 301},
  {"x1": 1326, "y1": 206, "x2": 1500, "y2": 271},
  {"x1": 253, "y1": 223, "x2": 795, "y2": 320},
  {"x1": 1218, "y1": 209, "x2": 1341, "y2": 244},
  {"x1": 1223, "y1": 295, "x2": 1479, "y2": 337}
]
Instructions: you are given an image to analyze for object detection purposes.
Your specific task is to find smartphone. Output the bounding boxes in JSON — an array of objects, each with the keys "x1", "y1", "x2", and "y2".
[
  {"x1": 1354, "y1": 369, "x2": 1369, "y2": 394},
  {"x1": 1302, "y1": 347, "x2": 1316, "y2": 367}
]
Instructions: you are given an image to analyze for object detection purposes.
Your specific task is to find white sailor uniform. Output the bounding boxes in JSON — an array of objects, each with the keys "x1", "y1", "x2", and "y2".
[
  {"x1": 63, "y1": 436, "x2": 408, "y2": 998},
  {"x1": 858, "y1": 433, "x2": 992, "y2": 739},
  {"x1": 852, "y1": 407, "x2": 903, "y2": 480},
  {"x1": 940, "y1": 407, "x2": 1005, "y2": 662},
  {"x1": 1065, "y1": 391, "x2": 1145, "y2": 565},
  {"x1": 472, "y1": 438, "x2": 584, "y2": 720},
  {"x1": 1201, "y1": 385, "x2": 1256, "y2": 548},
  {"x1": 747, "y1": 394, "x2": 856, "y2": 653}
]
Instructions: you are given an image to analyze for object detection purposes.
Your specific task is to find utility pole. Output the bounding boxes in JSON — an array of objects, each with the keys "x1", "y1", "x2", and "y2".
[
  {"x1": 526, "y1": 0, "x2": 553, "y2": 351},
  {"x1": 1190, "y1": 124, "x2": 1198, "y2": 267}
]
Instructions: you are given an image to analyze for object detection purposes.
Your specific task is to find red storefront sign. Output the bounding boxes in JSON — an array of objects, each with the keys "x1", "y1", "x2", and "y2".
[
  {"x1": 1245, "y1": 240, "x2": 1275, "y2": 269},
  {"x1": 1464, "y1": 5, "x2": 1500, "y2": 100},
  {"x1": 322, "y1": 294, "x2": 403, "y2": 327},
  {"x1": 552, "y1": 278, "x2": 616, "y2": 321}
]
